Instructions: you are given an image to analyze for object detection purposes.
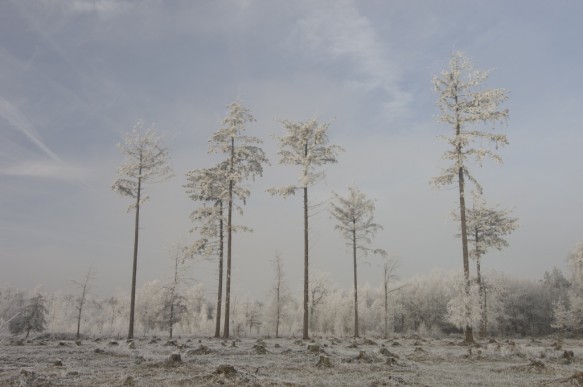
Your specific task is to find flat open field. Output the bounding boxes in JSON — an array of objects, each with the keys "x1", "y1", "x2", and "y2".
[{"x1": 1, "y1": 335, "x2": 582, "y2": 386}]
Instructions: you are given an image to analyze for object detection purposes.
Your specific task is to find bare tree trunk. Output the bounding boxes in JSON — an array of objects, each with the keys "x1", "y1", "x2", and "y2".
[
  {"x1": 169, "y1": 292, "x2": 174, "y2": 339},
  {"x1": 483, "y1": 281, "x2": 488, "y2": 336},
  {"x1": 223, "y1": 138, "x2": 235, "y2": 339},
  {"x1": 303, "y1": 184, "x2": 309, "y2": 340},
  {"x1": 75, "y1": 268, "x2": 93, "y2": 340},
  {"x1": 214, "y1": 202, "x2": 224, "y2": 338},
  {"x1": 168, "y1": 250, "x2": 180, "y2": 339},
  {"x1": 274, "y1": 253, "x2": 282, "y2": 338},
  {"x1": 276, "y1": 276, "x2": 280, "y2": 338},
  {"x1": 352, "y1": 227, "x2": 359, "y2": 338},
  {"x1": 310, "y1": 298, "x2": 315, "y2": 332},
  {"x1": 223, "y1": 184, "x2": 233, "y2": 339},
  {"x1": 75, "y1": 272, "x2": 91, "y2": 340},
  {"x1": 384, "y1": 268, "x2": 388, "y2": 339},
  {"x1": 76, "y1": 300, "x2": 84, "y2": 340},
  {"x1": 476, "y1": 256, "x2": 486, "y2": 337},
  {"x1": 458, "y1": 166, "x2": 474, "y2": 343},
  {"x1": 128, "y1": 166, "x2": 142, "y2": 340}
]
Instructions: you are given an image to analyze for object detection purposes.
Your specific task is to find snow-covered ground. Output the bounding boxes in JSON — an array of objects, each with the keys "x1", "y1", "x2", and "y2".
[{"x1": 1, "y1": 335, "x2": 582, "y2": 386}]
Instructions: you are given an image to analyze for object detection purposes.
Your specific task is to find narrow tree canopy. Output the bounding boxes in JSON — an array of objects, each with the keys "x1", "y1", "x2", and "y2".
[
  {"x1": 330, "y1": 186, "x2": 383, "y2": 253},
  {"x1": 431, "y1": 51, "x2": 509, "y2": 193},
  {"x1": 208, "y1": 101, "x2": 268, "y2": 187},
  {"x1": 464, "y1": 192, "x2": 519, "y2": 260},
  {"x1": 268, "y1": 118, "x2": 343, "y2": 196},
  {"x1": 9, "y1": 294, "x2": 47, "y2": 338},
  {"x1": 112, "y1": 121, "x2": 174, "y2": 210}
]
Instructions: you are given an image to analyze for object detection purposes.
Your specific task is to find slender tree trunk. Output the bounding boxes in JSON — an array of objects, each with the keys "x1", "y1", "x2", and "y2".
[
  {"x1": 76, "y1": 284, "x2": 86, "y2": 340},
  {"x1": 76, "y1": 306, "x2": 82, "y2": 339},
  {"x1": 223, "y1": 182, "x2": 233, "y2": 339},
  {"x1": 169, "y1": 252, "x2": 179, "y2": 339},
  {"x1": 223, "y1": 138, "x2": 234, "y2": 339},
  {"x1": 352, "y1": 227, "x2": 359, "y2": 338},
  {"x1": 483, "y1": 281, "x2": 488, "y2": 336},
  {"x1": 476, "y1": 256, "x2": 486, "y2": 337},
  {"x1": 303, "y1": 184, "x2": 309, "y2": 340},
  {"x1": 276, "y1": 276, "x2": 280, "y2": 338},
  {"x1": 214, "y1": 201, "x2": 224, "y2": 338},
  {"x1": 128, "y1": 165, "x2": 142, "y2": 340},
  {"x1": 384, "y1": 268, "x2": 388, "y2": 339},
  {"x1": 310, "y1": 297, "x2": 315, "y2": 332},
  {"x1": 302, "y1": 141, "x2": 309, "y2": 341},
  {"x1": 169, "y1": 291, "x2": 174, "y2": 339},
  {"x1": 458, "y1": 166, "x2": 473, "y2": 343}
]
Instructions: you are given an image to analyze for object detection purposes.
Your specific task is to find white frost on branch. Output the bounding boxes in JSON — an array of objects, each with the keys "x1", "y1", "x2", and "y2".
[
  {"x1": 208, "y1": 101, "x2": 268, "y2": 187},
  {"x1": 112, "y1": 121, "x2": 173, "y2": 212},
  {"x1": 268, "y1": 118, "x2": 343, "y2": 196},
  {"x1": 453, "y1": 191, "x2": 519, "y2": 261},
  {"x1": 329, "y1": 186, "x2": 383, "y2": 255},
  {"x1": 431, "y1": 51, "x2": 509, "y2": 193}
]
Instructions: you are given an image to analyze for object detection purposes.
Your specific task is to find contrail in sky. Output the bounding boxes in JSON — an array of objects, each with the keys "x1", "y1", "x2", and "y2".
[{"x1": 0, "y1": 96, "x2": 62, "y2": 163}]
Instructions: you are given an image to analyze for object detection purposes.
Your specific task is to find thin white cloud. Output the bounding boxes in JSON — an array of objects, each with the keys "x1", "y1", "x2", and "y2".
[
  {"x1": 296, "y1": 0, "x2": 412, "y2": 120},
  {"x1": 0, "y1": 96, "x2": 62, "y2": 163},
  {"x1": 0, "y1": 160, "x2": 82, "y2": 180}
]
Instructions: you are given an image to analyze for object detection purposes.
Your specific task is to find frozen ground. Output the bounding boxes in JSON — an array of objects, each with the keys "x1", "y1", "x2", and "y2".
[{"x1": 1, "y1": 335, "x2": 583, "y2": 386}]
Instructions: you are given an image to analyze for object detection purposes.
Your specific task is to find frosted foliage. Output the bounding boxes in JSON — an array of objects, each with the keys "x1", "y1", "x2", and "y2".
[
  {"x1": 553, "y1": 241, "x2": 583, "y2": 332},
  {"x1": 446, "y1": 271, "x2": 506, "y2": 331},
  {"x1": 184, "y1": 164, "x2": 227, "y2": 258},
  {"x1": 552, "y1": 242, "x2": 583, "y2": 332},
  {"x1": 185, "y1": 162, "x2": 229, "y2": 204},
  {"x1": 112, "y1": 121, "x2": 173, "y2": 211},
  {"x1": 330, "y1": 186, "x2": 383, "y2": 253},
  {"x1": 552, "y1": 295, "x2": 583, "y2": 333},
  {"x1": 568, "y1": 242, "x2": 583, "y2": 289},
  {"x1": 208, "y1": 101, "x2": 268, "y2": 186},
  {"x1": 185, "y1": 161, "x2": 249, "y2": 216},
  {"x1": 431, "y1": 51, "x2": 509, "y2": 192},
  {"x1": 460, "y1": 191, "x2": 519, "y2": 260},
  {"x1": 184, "y1": 101, "x2": 266, "y2": 260},
  {"x1": 268, "y1": 118, "x2": 343, "y2": 196},
  {"x1": 551, "y1": 300, "x2": 576, "y2": 331}
]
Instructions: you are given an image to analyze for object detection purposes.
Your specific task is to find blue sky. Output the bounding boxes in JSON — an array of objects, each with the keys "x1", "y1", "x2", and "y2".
[{"x1": 1, "y1": 0, "x2": 582, "y2": 298}]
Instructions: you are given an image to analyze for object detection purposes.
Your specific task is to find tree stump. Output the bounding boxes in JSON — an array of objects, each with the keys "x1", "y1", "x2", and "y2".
[
  {"x1": 167, "y1": 353, "x2": 182, "y2": 363},
  {"x1": 316, "y1": 355, "x2": 332, "y2": 368},
  {"x1": 216, "y1": 364, "x2": 237, "y2": 377}
]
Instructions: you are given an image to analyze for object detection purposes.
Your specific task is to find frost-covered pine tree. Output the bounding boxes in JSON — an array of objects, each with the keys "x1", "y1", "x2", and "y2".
[
  {"x1": 463, "y1": 191, "x2": 518, "y2": 336},
  {"x1": 185, "y1": 162, "x2": 228, "y2": 338},
  {"x1": 552, "y1": 241, "x2": 583, "y2": 333},
  {"x1": 208, "y1": 101, "x2": 268, "y2": 339},
  {"x1": 432, "y1": 52, "x2": 509, "y2": 343},
  {"x1": 268, "y1": 118, "x2": 342, "y2": 340},
  {"x1": 73, "y1": 267, "x2": 95, "y2": 340},
  {"x1": 568, "y1": 242, "x2": 583, "y2": 290},
  {"x1": 162, "y1": 243, "x2": 188, "y2": 339},
  {"x1": 381, "y1": 255, "x2": 400, "y2": 339},
  {"x1": 329, "y1": 186, "x2": 385, "y2": 338},
  {"x1": 112, "y1": 121, "x2": 173, "y2": 339},
  {"x1": 9, "y1": 294, "x2": 48, "y2": 339},
  {"x1": 267, "y1": 252, "x2": 288, "y2": 338}
]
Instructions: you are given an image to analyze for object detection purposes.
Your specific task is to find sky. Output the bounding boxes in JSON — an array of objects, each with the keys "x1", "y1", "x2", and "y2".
[{"x1": 1, "y1": 0, "x2": 582, "y2": 300}]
